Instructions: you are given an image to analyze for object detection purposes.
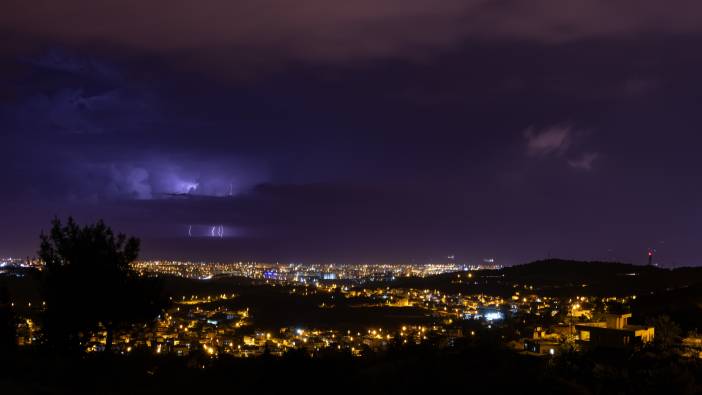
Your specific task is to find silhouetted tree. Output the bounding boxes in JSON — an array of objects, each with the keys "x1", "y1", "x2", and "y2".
[
  {"x1": 39, "y1": 217, "x2": 165, "y2": 352},
  {"x1": 0, "y1": 283, "x2": 17, "y2": 355},
  {"x1": 647, "y1": 315, "x2": 681, "y2": 351}
]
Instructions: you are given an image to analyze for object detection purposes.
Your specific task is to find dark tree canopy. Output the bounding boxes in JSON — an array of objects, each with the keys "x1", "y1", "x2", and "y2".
[
  {"x1": 39, "y1": 217, "x2": 164, "y2": 352},
  {"x1": 0, "y1": 283, "x2": 17, "y2": 354},
  {"x1": 647, "y1": 315, "x2": 682, "y2": 352}
]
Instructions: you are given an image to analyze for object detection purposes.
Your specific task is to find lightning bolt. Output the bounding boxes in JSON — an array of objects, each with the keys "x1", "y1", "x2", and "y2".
[
  {"x1": 211, "y1": 226, "x2": 216, "y2": 237},
  {"x1": 218, "y1": 225, "x2": 223, "y2": 238},
  {"x1": 188, "y1": 225, "x2": 192, "y2": 237}
]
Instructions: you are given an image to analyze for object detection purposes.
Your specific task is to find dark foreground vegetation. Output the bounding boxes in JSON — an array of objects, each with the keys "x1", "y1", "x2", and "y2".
[{"x1": 2, "y1": 340, "x2": 702, "y2": 394}]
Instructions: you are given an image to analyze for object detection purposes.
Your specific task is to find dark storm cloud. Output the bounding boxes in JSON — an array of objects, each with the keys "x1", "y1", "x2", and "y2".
[
  {"x1": 1, "y1": 3, "x2": 702, "y2": 266},
  {"x1": 0, "y1": 50, "x2": 269, "y2": 203},
  {"x1": 81, "y1": 183, "x2": 505, "y2": 263},
  {"x1": 2, "y1": 0, "x2": 701, "y2": 64}
]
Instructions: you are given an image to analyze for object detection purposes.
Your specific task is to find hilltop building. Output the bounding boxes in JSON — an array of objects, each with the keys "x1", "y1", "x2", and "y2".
[{"x1": 575, "y1": 313, "x2": 654, "y2": 348}]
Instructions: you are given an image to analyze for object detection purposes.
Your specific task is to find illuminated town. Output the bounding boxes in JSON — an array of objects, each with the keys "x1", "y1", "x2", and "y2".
[
  {"x1": 129, "y1": 260, "x2": 497, "y2": 281},
  {"x1": 6, "y1": 257, "x2": 702, "y2": 363}
]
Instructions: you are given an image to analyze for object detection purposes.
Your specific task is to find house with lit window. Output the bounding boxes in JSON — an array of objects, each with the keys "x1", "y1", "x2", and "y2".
[{"x1": 575, "y1": 313, "x2": 654, "y2": 348}]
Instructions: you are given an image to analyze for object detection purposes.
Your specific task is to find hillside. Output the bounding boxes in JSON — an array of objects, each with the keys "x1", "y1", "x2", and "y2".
[{"x1": 389, "y1": 259, "x2": 702, "y2": 297}]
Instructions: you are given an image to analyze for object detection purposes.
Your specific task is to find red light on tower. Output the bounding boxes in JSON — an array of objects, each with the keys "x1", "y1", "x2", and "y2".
[{"x1": 647, "y1": 248, "x2": 655, "y2": 265}]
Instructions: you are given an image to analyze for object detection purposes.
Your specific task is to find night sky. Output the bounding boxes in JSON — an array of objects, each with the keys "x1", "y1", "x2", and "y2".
[{"x1": 1, "y1": 1, "x2": 701, "y2": 265}]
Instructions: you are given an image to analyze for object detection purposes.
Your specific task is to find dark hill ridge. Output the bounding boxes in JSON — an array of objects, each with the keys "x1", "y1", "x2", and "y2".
[
  {"x1": 502, "y1": 259, "x2": 659, "y2": 285},
  {"x1": 502, "y1": 259, "x2": 702, "y2": 289},
  {"x1": 505, "y1": 259, "x2": 658, "y2": 278},
  {"x1": 389, "y1": 259, "x2": 702, "y2": 297}
]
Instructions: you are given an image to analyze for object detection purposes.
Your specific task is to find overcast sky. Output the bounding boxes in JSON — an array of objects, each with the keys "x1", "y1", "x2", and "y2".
[{"x1": 1, "y1": 1, "x2": 701, "y2": 265}]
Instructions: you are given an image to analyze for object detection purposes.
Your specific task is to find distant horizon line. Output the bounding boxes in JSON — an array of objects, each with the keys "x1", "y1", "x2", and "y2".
[{"x1": 5, "y1": 255, "x2": 694, "y2": 269}]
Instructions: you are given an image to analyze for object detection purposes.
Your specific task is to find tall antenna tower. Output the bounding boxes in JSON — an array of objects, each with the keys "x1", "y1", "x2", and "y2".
[{"x1": 647, "y1": 248, "x2": 655, "y2": 266}]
